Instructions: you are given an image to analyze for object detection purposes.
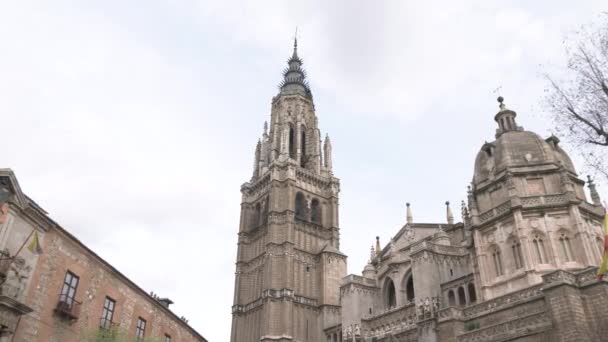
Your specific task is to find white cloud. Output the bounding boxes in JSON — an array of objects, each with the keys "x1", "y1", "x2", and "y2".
[{"x1": 1, "y1": 1, "x2": 606, "y2": 341}]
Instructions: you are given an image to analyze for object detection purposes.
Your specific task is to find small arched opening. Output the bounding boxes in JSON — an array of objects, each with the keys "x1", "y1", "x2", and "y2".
[
  {"x1": 491, "y1": 245, "x2": 503, "y2": 276},
  {"x1": 295, "y1": 192, "x2": 306, "y2": 220},
  {"x1": 310, "y1": 199, "x2": 321, "y2": 224},
  {"x1": 300, "y1": 126, "x2": 307, "y2": 168},
  {"x1": 254, "y1": 202, "x2": 262, "y2": 227},
  {"x1": 405, "y1": 275, "x2": 415, "y2": 303},
  {"x1": 384, "y1": 278, "x2": 397, "y2": 309},
  {"x1": 458, "y1": 286, "x2": 466, "y2": 306},
  {"x1": 558, "y1": 232, "x2": 573, "y2": 262},
  {"x1": 532, "y1": 234, "x2": 547, "y2": 264},
  {"x1": 262, "y1": 196, "x2": 269, "y2": 224},
  {"x1": 468, "y1": 283, "x2": 477, "y2": 303},
  {"x1": 511, "y1": 239, "x2": 524, "y2": 270},
  {"x1": 289, "y1": 125, "x2": 295, "y2": 159},
  {"x1": 448, "y1": 290, "x2": 455, "y2": 307}
]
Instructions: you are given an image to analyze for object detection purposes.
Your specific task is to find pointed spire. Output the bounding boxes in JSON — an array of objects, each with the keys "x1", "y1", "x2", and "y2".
[
  {"x1": 263, "y1": 121, "x2": 268, "y2": 136},
  {"x1": 324, "y1": 134, "x2": 333, "y2": 171},
  {"x1": 406, "y1": 203, "x2": 413, "y2": 224},
  {"x1": 375, "y1": 236, "x2": 381, "y2": 256},
  {"x1": 279, "y1": 36, "x2": 312, "y2": 98},
  {"x1": 370, "y1": 245, "x2": 375, "y2": 262},
  {"x1": 292, "y1": 30, "x2": 299, "y2": 60},
  {"x1": 253, "y1": 140, "x2": 261, "y2": 179},
  {"x1": 446, "y1": 201, "x2": 454, "y2": 225},
  {"x1": 461, "y1": 200, "x2": 470, "y2": 222},
  {"x1": 588, "y1": 175, "x2": 602, "y2": 205},
  {"x1": 467, "y1": 185, "x2": 477, "y2": 211}
]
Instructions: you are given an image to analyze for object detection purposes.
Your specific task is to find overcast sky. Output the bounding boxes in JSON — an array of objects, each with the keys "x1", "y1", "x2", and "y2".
[{"x1": 1, "y1": 1, "x2": 607, "y2": 341}]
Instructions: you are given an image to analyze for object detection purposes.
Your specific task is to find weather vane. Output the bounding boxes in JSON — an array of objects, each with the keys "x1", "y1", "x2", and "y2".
[{"x1": 492, "y1": 85, "x2": 503, "y2": 96}]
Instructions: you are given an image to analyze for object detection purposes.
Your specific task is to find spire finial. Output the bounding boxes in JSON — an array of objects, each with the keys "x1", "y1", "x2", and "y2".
[
  {"x1": 446, "y1": 201, "x2": 454, "y2": 225},
  {"x1": 587, "y1": 175, "x2": 602, "y2": 205},
  {"x1": 461, "y1": 200, "x2": 470, "y2": 222},
  {"x1": 263, "y1": 121, "x2": 268, "y2": 135},
  {"x1": 406, "y1": 202, "x2": 413, "y2": 224},
  {"x1": 279, "y1": 31, "x2": 311, "y2": 98},
  {"x1": 292, "y1": 27, "x2": 298, "y2": 59},
  {"x1": 497, "y1": 96, "x2": 506, "y2": 111},
  {"x1": 375, "y1": 236, "x2": 381, "y2": 256}
]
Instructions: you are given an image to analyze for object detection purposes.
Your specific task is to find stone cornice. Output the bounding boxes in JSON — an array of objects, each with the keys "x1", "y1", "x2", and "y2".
[
  {"x1": 0, "y1": 295, "x2": 33, "y2": 315},
  {"x1": 232, "y1": 288, "x2": 319, "y2": 315}
]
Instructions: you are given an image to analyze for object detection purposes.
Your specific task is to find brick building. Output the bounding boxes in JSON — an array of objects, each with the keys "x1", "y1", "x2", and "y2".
[
  {"x1": 230, "y1": 40, "x2": 608, "y2": 342},
  {"x1": 0, "y1": 169, "x2": 207, "y2": 342}
]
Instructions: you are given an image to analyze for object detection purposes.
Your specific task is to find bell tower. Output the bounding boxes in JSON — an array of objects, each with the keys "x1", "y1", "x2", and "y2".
[{"x1": 230, "y1": 39, "x2": 346, "y2": 342}]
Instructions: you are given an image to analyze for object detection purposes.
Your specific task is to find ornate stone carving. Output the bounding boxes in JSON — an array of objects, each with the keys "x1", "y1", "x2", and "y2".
[
  {"x1": 0, "y1": 202, "x2": 8, "y2": 225},
  {"x1": 457, "y1": 311, "x2": 550, "y2": 342},
  {"x1": 463, "y1": 284, "x2": 543, "y2": 318},
  {"x1": 1, "y1": 257, "x2": 31, "y2": 300}
]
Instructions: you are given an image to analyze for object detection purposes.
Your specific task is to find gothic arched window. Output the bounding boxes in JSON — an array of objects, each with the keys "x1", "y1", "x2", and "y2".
[
  {"x1": 532, "y1": 235, "x2": 546, "y2": 264},
  {"x1": 289, "y1": 125, "x2": 295, "y2": 159},
  {"x1": 255, "y1": 202, "x2": 262, "y2": 227},
  {"x1": 310, "y1": 199, "x2": 321, "y2": 224},
  {"x1": 262, "y1": 196, "x2": 269, "y2": 224},
  {"x1": 448, "y1": 290, "x2": 455, "y2": 306},
  {"x1": 511, "y1": 240, "x2": 524, "y2": 270},
  {"x1": 491, "y1": 246, "x2": 503, "y2": 276},
  {"x1": 300, "y1": 126, "x2": 307, "y2": 168},
  {"x1": 559, "y1": 233, "x2": 573, "y2": 262},
  {"x1": 458, "y1": 286, "x2": 466, "y2": 306},
  {"x1": 468, "y1": 283, "x2": 477, "y2": 303},
  {"x1": 405, "y1": 275, "x2": 415, "y2": 303},
  {"x1": 384, "y1": 278, "x2": 396, "y2": 309},
  {"x1": 295, "y1": 192, "x2": 306, "y2": 220}
]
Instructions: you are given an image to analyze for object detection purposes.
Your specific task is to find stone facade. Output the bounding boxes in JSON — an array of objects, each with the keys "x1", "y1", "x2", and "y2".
[
  {"x1": 0, "y1": 169, "x2": 207, "y2": 342},
  {"x1": 231, "y1": 44, "x2": 608, "y2": 342},
  {"x1": 339, "y1": 98, "x2": 608, "y2": 342}
]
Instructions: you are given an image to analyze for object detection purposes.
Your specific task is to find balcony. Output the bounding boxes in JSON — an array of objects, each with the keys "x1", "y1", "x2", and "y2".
[{"x1": 54, "y1": 294, "x2": 81, "y2": 320}]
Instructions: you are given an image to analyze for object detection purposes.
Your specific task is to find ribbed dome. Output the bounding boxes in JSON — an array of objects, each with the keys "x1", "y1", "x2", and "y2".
[{"x1": 473, "y1": 130, "x2": 576, "y2": 184}]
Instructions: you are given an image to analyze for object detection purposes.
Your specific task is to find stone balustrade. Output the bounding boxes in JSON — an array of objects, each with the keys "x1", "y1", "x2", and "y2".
[
  {"x1": 478, "y1": 193, "x2": 574, "y2": 223},
  {"x1": 457, "y1": 310, "x2": 550, "y2": 342},
  {"x1": 462, "y1": 284, "x2": 543, "y2": 318},
  {"x1": 362, "y1": 297, "x2": 441, "y2": 339},
  {"x1": 542, "y1": 266, "x2": 605, "y2": 289}
]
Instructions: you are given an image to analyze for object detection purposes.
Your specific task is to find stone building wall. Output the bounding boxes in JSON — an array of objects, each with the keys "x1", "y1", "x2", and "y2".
[
  {"x1": 0, "y1": 169, "x2": 206, "y2": 342},
  {"x1": 14, "y1": 226, "x2": 205, "y2": 342}
]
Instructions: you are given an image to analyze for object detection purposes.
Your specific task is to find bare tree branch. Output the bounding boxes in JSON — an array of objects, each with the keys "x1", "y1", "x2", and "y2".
[{"x1": 544, "y1": 14, "x2": 608, "y2": 181}]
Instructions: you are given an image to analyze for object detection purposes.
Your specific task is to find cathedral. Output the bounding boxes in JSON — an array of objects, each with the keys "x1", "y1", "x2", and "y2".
[{"x1": 230, "y1": 41, "x2": 608, "y2": 342}]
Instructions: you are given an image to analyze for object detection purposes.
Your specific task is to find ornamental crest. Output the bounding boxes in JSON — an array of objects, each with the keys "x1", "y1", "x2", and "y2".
[{"x1": 404, "y1": 227, "x2": 415, "y2": 241}]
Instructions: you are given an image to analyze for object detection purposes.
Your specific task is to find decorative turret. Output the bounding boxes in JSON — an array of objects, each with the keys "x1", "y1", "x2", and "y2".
[
  {"x1": 279, "y1": 38, "x2": 312, "y2": 99},
  {"x1": 375, "y1": 236, "x2": 381, "y2": 256},
  {"x1": 494, "y1": 96, "x2": 522, "y2": 138},
  {"x1": 588, "y1": 175, "x2": 602, "y2": 205},
  {"x1": 363, "y1": 245, "x2": 377, "y2": 278}
]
